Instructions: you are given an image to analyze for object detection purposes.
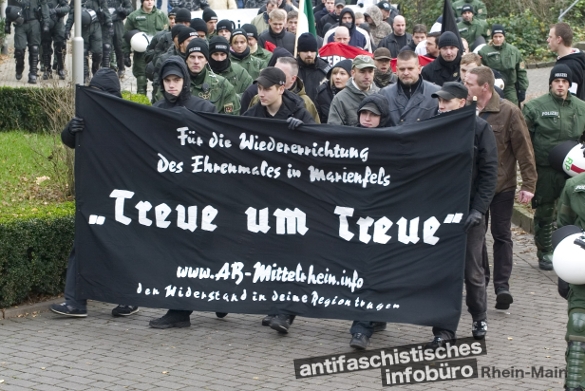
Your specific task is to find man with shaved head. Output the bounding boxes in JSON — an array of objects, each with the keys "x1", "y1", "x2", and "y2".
[
  {"x1": 333, "y1": 26, "x2": 350, "y2": 44},
  {"x1": 378, "y1": 15, "x2": 412, "y2": 58}
]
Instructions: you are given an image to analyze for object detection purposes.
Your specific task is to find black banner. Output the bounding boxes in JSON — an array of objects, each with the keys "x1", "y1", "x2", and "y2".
[{"x1": 74, "y1": 87, "x2": 476, "y2": 331}]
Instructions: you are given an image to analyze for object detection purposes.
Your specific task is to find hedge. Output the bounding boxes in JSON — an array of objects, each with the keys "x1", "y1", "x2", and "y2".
[{"x1": 0, "y1": 203, "x2": 75, "y2": 308}]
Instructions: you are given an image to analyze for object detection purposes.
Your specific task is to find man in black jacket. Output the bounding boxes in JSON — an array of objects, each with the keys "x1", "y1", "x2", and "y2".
[
  {"x1": 296, "y1": 32, "x2": 330, "y2": 103},
  {"x1": 426, "y1": 82, "x2": 498, "y2": 349},
  {"x1": 51, "y1": 68, "x2": 140, "y2": 319},
  {"x1": 421, "y1": 31, "x2": 462, "y2": 86},
  {"x1": 378, "y1": 15, "x2": 412, "y2": 58},
  {"x1": 257, "y1": 9, "x2": 296, "y2": 55},
  {"x1": 548, "y1": 22, "x2": 585, "y2": 100}
]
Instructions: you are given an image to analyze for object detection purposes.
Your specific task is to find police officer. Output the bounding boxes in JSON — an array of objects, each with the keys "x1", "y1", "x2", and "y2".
[
  {"x1": 523, "y1": 65, "x2": 585, "y2": 270},
  {"x1": 184, "y1": 38, "x2": 240, "y2": 115},
  {"x1": 11, "y1": 0, "x2": 50, "y2": 83},
  {"x1": 124, "y1": 0, "x2": 168, "y2": 95},
  {"x1": 479, "y1": 24, "x2": 529, "y2": 105},
  {"x1": 42, "y1": 0, "x2": 69, "y2": 80},
  {"x1": 457, "y1": 4, "x2": 488, "y2": 51},
  {"x1": 65, "y1": 0, "x2": 112, "y2": 83},
  {"x1": 452, "y1": 0, "x2": 487, "y2": 20},
  {"x1": 105, "y1": 0, "x2": 132, "y2": 77},
  {"x1": 208, "y1": 36, "x2": 253, "y2": 96},
  {"x1": 556, "y1": 175, "x2": 585, "y2": 391}
]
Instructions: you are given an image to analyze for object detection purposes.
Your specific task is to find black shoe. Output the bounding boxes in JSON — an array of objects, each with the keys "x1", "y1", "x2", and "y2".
[
  {"x1": 215, "y1": 312, "x2": 228, "y2": 318},
  {"x1": 149, "y1": 312, "x2": 191, "y2": 329},
  {"x1": 50, "y1": 302, "x2": 87, "y2": 318},
  {"x1": 495, "y1": 288, "x2": 514, "y2": 310},
  {"x1": 16, "y1": 72, "x2": 22, "y2": 80},
  {"x1": 269, "y1": 314, "x2": 293, "y2": 334},
  {"x1": 42, "y1": 70, "x2": 52, "y2": 80},
  {"x1": 349, "y1": 333, "x2": 369, "y2": 350},
  {"x1": 372, "y1": 322, "x2": 387, "y2": 332},
  {"x1": 28, "y1": 73, "x2": 37, "y2": 84},
  {"x1": 539, "y1": 258, "x2": 553, "y2": 271},
  {"x1": 111, "y1": 305, "x2": 139, "y2": 317},
  {"x1": 424, "y1": 336, "x2": 453, "y2": 351},
  {"x1": 472, "y1": 319, "x2": 487, "y2": 340},
  {"x1": 262, "y1": 314, "x2": 275, "y2": 326},
  {"x1": 58, "y1": 69, "x2": 65, "y2": 80},
  {"x1": 118, "y1": 69, "x2": 125, "y2": 79}
]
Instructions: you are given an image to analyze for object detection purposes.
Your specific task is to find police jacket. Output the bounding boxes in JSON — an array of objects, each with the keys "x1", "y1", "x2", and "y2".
[
  {"x1": 251, "y1": 46, "x2": 272, "y2": 67},
  {"x1": 297, "y1": 56, "x2": 330, "y2": 104},
  {"x1": 421, "y1": 53, "x2": 462, "y2": 86},
  {"x1": 556, "y1": 50, "x2": 585, "y2": 100},
  {"x1": 47, "y1": 0, "x2": 69, "y2": 23},
  {"x1": 328, "y1": 78, "x2": 380, "y2": 126},
  {"x1": 214, "y1": 61, "x2": 253, "y2": 95},
  {"x1": 378, "y1": 32, "x2": 413, "y2": 58},
  {"x1": 457, "y1": 18, "x2": 488, "y2": 45},
  {"x1": 478, "y1": 89, "x2": 537, "y2": 194},
  {"x1": 124, "y1": 6, "x2": 167, "y2": 37},
  {"x1": 379, "y1": 79, "x2": 439, "y2": 126},
  {"x1": 229, "y1": 49, "x2": 263, "y2": 79},
  {"x1": 189, "y1": 66, "x2": 240, "y2": 115},
  {"x1": 66, "y1": 0, "x2": 109, "y2": 31},
  {"x1": 478, "y1": 42, "x2": 528, "y2": 92},
  {"x1": 243, "y1": 89, "x2": 316, "y2": 124},
  {"x1": 107, "y1": 0, "x2": 131, "y2": 22},
  {"x1": 154, "y1": 56, "x2": 218, "y2": 113},
  {"x1": 523, "y1": 91, "x2": 585, "y2": 167},
  {"x1": 258, "y1": 27, "x2": 296, "y2": 56},
  {"x1": 452, "y1": 0, "x2": 487, "y2": 20}
]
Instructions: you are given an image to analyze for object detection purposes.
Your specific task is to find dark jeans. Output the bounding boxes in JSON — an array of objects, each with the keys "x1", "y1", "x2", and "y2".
[
  {"x1": 64, "y1": 247, "x2": 87, "y2": 311},
  {"x1": 433, "y1": 218, "x2": 487, "y2": 338},
  {"x1": 483, "y1": 190, "x2": 515, "y2": 293}
]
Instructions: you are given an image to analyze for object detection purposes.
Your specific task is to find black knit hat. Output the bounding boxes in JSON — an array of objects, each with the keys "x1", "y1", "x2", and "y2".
[
  {"x1": 175, "y1": 8, "x2": 191, "y2": 23},
  {"x1": 177, "y1": 27, "x2": 197, "y2": 45},
  {"x1": 491, "y1": 24, "x2": 505, "y2": 37},
  {"x1": 202, "y1": 8, "x2": 218, "y2": 22},
  {"x1": 217, "y1": 19, "x2": 234, "y2": 33},
  {"x1": 460, "y1": 4, "x2": 473, "y2": 14},
  {"x1": 168, "y1": 8, "x2": 178, "y2": 17},
  {"x1": 171, "y1": 24, "x2": 188, "y2": 40},
  {"x1": 186, "y1": 38, "x2": 210, "y2": 61},
  {"x1": 438, "y1": 31, "x2": 459, "y2": 48},
  {"x1": 241, "y1": 23, "x2": 258, "y2": 40},
  {"x1": 297, "y1": 32, "x2": 318, "y2": 52},
  {"x1": 549, "y1": 64, "x2": 572, "y2": 86},
  {"x1": 209, "y1": 36, "x2": 230, "y2": 55},
  {"x1": 230, "y1": 28, "x2": 247, "y2": 44},
  {"x1": 190, "y1": 18, "x2": 207, "y2": 33}
]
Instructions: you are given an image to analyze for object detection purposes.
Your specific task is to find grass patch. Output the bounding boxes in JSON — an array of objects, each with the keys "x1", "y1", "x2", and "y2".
[{"x1": 0, "y1": 131, "x2": 74, "y2": 221}]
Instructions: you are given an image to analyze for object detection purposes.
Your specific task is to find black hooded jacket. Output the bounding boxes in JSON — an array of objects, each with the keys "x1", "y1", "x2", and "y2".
[
  {"x1": 325, "y1": 8, "x2": 368, "y2": 50},
  {"x1": 356, "y1": 94, "x2": 392, "y2": 128},
  {"x1": 421, "y1": 52, "x2": 462, "y2": 86},
  {"x1": 242, "y1": 89, "x2": 316, "y2": 124},
  {"x1": 258, "y1": 27, "x2": 296, "y2": 56},
  {"x1": 153, "y1": 56, "x2": 217, "y2": 114},
  {"x1": 61, "y1": 68, "x2": 122, "y2": 148},
  {"x1": 556, "y1": 50, "x2": 585, "y2": 100},
  {"x1": 297, "y1": 56, "x2": 330, "y2": 104}
]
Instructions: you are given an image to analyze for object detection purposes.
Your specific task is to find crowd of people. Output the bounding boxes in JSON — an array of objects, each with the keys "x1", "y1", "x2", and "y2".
[{"x1": 11, "y1": 0, "x2": 582, "y2": 388}]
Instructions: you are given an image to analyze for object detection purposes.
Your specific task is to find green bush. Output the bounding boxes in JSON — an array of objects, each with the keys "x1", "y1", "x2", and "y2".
[
  {"x1": 0, "y1": 87, "x2": 62, "y2": 133},
  {"x1": 122, "y1": 91, "x2": 152, "y2": 105},
  {"x1": 0, "y1": 204, "x2": 75, "y2": 308}
]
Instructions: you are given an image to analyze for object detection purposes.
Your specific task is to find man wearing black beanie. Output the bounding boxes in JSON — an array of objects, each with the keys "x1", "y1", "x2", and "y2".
[
  {"x1": 242, "y1": 23, "x2": 273, "y2": 67},
  {"x1": 208, "y1": 35, "x2": 253, "y2": 95},
  {"x1": 184, "y1": 38, "x2": 240, "y2": 114},
  {"x1": 522, "y1": 64, "x2": 585, "y2": 271},
  {"x1": 190, "y1": 18, "x2": 208, "y2": 39},
  {"x1": 421, "y1": 31, "x2": 462, "y2": 86},
  {"x1": 296, "y1": 32, "x2": 331, "y2": 103},
  {"x1": 202, "y1": 8, "x2": 218, "y2": 36}
]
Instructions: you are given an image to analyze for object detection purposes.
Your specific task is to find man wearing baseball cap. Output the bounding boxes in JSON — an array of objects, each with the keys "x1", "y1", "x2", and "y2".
[
  {"x1": 376, "y1": 0, "x2": 398, "y2": 25},
  {"x1": 523, "y1": 65, "x2": 585, "y2": 271},
  {"x1": 184, "y1": 38, "x2": 240, "y2": 114},
  {"x1": 372, "y1": 47, "x2": 396, "y2": 88},
  {"x1": 328, "y1": 55, "x2": 380, "y2": 126},
  {"x1": 425, "y1": 81, "x2": 498, "y2": 350}
]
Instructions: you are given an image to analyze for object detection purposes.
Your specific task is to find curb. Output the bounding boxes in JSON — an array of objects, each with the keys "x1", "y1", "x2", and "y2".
[
  {"x1": 1, "y1": 298, "x2": 64, "y2": 320},
  {"x1": 512, "y1": 203, "x2": 534, "y2": 234}
]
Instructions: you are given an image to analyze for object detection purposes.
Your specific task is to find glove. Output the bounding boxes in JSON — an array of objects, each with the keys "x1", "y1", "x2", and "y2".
[
  {"x1": 287, "y1": 117, "x2": 303, "y2": 130},
  {"x1": 42, "y1": 23, "x2": 50, "y2": 33},
  {"x1": 463, "y1": 209, "x2": 483, "y2": 232},
  {"x1": 124, "y1": 53, "x2": 131, "y2": 67},
  {"x1": 4, "y1": 23, "x2": 10, "y2": 35},
  {"x1": 517, "y1": 90, "x2": 526, "y2": 103},
  {"x1": 558, "y1": 277, "x2": 570, "y2": 300},
  {"x1": 69, "y1": 117, "x2": 85, "y2": 134}
]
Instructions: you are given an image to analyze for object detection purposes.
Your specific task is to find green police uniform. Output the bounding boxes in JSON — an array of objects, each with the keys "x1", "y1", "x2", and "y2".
[
  {"x1": 124, "y1": 5, "x2": 168, "y2": 95},
  {"x1": 479, "y1": 42, "x2": 528, "y2": 105},
  {"x1": 13, "y1": 0, "x2": 50, "y2": 83},
  {"x1": 230, "y1": 51, "x2": 263, "y2": 79},
  {"x1": 251, "y1": 46, "x2": 272, "y2": 68},
  {"x1": 556, "y1": 173, "x2": 585, "y2": 390},
  {"x1": 189, "y1": 66, "x2": 240, "y2": 115},
  {"x1": 452, "y1": 0, "x2": 487, "y2": 20},
  {"x1": 65, "y1": 0, "x2": 111, "y2": 81},
  {"x1": 457, "y1": 18, "x2": 488, "y2": 48},
  {"x1": 524, "y1": 91, "x2": 585, "y2": 267},
  {"x1": 214, "y1": 62, "x2": 253, "y2": 97},
  {"x1": 106, "y1": 0, "x2": 132, "y2": 74}
]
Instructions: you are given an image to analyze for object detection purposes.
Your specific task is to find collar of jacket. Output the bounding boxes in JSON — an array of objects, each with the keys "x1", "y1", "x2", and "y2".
[
  {"x1": 482, "y1": 88, "x2": 501, "y2": 113},
  {"x1": 549, "y1": 90, "x2": 572, "y2": 104}
]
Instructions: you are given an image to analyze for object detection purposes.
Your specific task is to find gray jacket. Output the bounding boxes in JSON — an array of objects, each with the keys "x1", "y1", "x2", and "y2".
[
  {"x1": 379, "y1": 80, "x2": 440, "y2": 126},
  {"x1": 328, "y1": 79, "x2": 380, "y2": 126}
]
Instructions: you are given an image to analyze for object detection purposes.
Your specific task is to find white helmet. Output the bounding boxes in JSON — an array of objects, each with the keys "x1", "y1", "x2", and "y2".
[
  {"x1": 552, "y1": 225, "x2": 585, "y2": 284},
  {"x1": 130, "y1": 32, "x2": 151, "y2": 53}
]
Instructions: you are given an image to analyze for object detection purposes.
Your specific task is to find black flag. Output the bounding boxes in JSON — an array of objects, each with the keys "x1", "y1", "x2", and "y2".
[{"x1": 441, "y1": 0, "x2": 463, "y2": 51}]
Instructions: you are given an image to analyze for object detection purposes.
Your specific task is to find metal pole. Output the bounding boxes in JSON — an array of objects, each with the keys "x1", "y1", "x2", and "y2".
[
  {"x1": 559, "y1": 0, "x2": 580, "y2": 21},
  {"x1": 72, "y1": 0, "x2": 84, "y2": 85},
  {"x1": 1, "y1": 0, "x2": 7, "y2": 54}
]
